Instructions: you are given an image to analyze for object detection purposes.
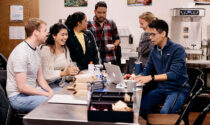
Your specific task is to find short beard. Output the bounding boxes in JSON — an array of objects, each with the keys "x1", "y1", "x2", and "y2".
[{"x1": 96, "y1": 17, "x2": 105, "y2": 23}]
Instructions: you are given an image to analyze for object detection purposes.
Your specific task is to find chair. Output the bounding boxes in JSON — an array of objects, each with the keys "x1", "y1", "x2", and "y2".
[
  {"x1": 0, "y1": 53, "x2": 7, "y2": 70},
  {"x1": 0, "y1": 83, "x2": 12, "y2": 125},
  {"x1": 0, "y1": 70, "x2": 26, "y2": 125},
  {"x1": 153, "y1": 68, "x2": 203, "y2": 113},
  {"x1": 163, "y1": 68, "x2": 203, "y2": 123},
  {"x1": 193, "y1": 90, "x2": 210, "y2": 125},
  {"x1": 193, "y1": 103, "x2": 210, "y2": 125},
  {"x1": 147, "y1": 77, "x2": 205, "y2": 125},
  {"x1": 187, "y1": 68, "x2": 203, "y2": 95},
  {"x1": 0, "y1": 70, "x2": 7, "y2": 96}
]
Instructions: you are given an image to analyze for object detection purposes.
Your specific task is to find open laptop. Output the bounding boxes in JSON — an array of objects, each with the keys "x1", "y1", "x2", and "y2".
[{"x1": 104, "y1": 63, "x2": 126, "y2": 88}]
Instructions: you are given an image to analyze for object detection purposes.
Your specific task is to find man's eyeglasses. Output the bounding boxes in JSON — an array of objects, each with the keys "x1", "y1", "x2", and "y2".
[{"x1": 149, "y1": 33, "x2": 159, "y2": 37}]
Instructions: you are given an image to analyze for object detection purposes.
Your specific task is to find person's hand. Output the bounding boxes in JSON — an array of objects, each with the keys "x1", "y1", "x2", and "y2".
[
  {"x1": 109, "y1": 46, "x2": 115, "y2": 51},
  {"x1": 48, "y1": 90, "x2": 54, "y2": 98},
  {"x1": 43, "y1": 90, "x2": 54, "y2": 98},
  {"x1": 106, "y1": 44, "x2": 115, "y2": 51},
  {"x1": 131, "y1": 75, "x2": 142, "y2": 80},
  {"x1": 107, "y1": 46, "x2": 115, "y2": 51},
  {"x1": 79, "y1": 70, "x2": 83, "y2": 74},
  {"x1": 135, "y1": 76, "x2": 152, "y2": 84},
  {"x1": 61, "y1": 65, "x2": 79, "y2": 76},
  {"x1": 61, "y1": 65, "x2": 70, "y2": 76},
  {"x1": 69, "y1": 66, "x2": 79, "y2": 75}
]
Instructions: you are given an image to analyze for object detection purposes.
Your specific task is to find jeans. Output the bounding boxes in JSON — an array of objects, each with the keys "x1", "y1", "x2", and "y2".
[
  {"x1": 48, "y1": 78, "x2": 63, "y2": 93},
  {"x1": 9, "y1": 79, "x2": 65, "y2": 113},
  {"x1": 140, "y1": 87, "x2": 187, "y2": 119}
]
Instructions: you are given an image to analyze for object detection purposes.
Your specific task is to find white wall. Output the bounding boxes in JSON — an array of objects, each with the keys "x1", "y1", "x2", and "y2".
[{"x1": 40, "y1": 0, "x2": 210, "y2": 50}]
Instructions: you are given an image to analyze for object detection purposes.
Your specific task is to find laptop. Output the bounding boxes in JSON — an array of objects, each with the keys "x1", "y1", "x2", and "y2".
[{"x1": 104, "y1": 63, "x2": 126, "y2": 88}]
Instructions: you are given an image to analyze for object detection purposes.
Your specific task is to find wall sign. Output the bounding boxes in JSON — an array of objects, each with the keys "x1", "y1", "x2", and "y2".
[
  {"x1": 64, "y1": 0, "x2": 87, "y2": 7},
  {"x1": 9, "y1": 26, "x2": 25, "y2": 40},
  {"x1": 195, "y1": 0, "x2": 210, "y2": 5},
  {"x1": 10, "y1": 5, "x2": 23, "y2": 22},
  {"x1": 127, "y1": 0, "x2": 152, "y2": 6}
]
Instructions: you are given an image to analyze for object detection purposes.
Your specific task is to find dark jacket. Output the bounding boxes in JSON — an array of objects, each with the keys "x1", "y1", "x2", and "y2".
[
  {"x1": 142, "y1": 38, "x2": 189, "y2": 93},
  {"x1": 66, "y1": 29, "x2": 99, "y2": 70}
]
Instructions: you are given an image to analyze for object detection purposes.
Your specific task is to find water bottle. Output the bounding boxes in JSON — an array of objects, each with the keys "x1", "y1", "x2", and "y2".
[
  {"x1": 134, "y1": 60, "x2": 143, "y2": 75},
  {"x1": 95, "y1": 67, "x2": 102, "y2": 80}
]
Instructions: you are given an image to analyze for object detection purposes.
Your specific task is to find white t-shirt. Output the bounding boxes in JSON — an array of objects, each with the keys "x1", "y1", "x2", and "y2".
[{"x1": 6, "y1": 41, "x2": 41, "y2": 97}]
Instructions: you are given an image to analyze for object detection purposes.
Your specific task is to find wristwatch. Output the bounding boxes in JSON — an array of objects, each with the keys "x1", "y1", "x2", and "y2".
[{"x1": 151, "y1": 74, "x2": 155, "y2": 81}]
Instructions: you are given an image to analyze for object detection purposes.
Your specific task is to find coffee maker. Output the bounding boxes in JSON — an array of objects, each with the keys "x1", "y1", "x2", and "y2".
[{"x1": 171, "y1": 8, "x2": 206, "y2": 60}]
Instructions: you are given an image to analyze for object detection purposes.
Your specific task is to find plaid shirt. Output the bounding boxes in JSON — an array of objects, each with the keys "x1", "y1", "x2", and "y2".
[{"x1": 88, "y1": 17, "x2": 120, "y2": 64}]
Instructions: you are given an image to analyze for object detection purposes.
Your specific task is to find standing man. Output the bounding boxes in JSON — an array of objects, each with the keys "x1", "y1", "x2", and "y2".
[
  {"x1": 88, "y1": 1, "x2": 121, "y2": 65},
  {"x1": 133, "y1": 19, "x2": 189, "y2": 119},
  {"x1": 6, "y1": 18, "x2": 54, "y2": 113}
]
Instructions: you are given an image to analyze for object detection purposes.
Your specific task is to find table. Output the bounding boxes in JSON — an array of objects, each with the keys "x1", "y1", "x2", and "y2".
[
  {"x1": 23, "y1": 83, "x2": 143, "y2": 125},
  {"x1": 187, "y1": 60, "x2": 210, "y2": 65},
  {"x1": 187, "y1": 60, "x2": 210, "y2": 88}
]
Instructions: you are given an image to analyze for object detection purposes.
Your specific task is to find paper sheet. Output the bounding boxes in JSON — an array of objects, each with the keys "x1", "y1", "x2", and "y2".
[
  {"x1": 9, "y1": 26, "x2": 25, "y2": 40},
  {"x1": 48, "y1": 94, "x2": 87, "y2": 105},
  {"x1": 10, "y1": 5, "x2": 23, "y2": 21}
]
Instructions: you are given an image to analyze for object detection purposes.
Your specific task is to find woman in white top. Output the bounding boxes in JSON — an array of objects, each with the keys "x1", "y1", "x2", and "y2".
[{"x1": 40, "y1": 23, "x2": 79, "y2": 90}]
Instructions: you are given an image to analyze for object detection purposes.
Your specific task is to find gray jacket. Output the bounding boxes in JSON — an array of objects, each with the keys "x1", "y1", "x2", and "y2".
[{"x1": 138, "y1": 32, "x2": 153, "y2": 67}]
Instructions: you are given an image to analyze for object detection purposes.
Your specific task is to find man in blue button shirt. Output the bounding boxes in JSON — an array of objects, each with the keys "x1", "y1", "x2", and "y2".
[{"x1": 133, "y1": 19, "x2": 189, "y2": 119}]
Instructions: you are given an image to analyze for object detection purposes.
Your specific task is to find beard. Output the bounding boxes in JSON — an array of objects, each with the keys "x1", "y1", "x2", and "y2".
[{"x1": 96, "y1": 16, "x2": 105, "y2": 23}]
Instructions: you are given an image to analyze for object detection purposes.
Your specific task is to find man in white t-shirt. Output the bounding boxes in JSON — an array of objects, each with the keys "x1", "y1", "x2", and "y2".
[{"x1": 6, "y1": 18, "x2": 54, "y2": 113}]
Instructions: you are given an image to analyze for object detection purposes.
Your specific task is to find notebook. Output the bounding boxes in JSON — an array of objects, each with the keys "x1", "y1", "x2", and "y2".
[{"x1": 48, "y1": 94, "x2": 87, "y2": 105}]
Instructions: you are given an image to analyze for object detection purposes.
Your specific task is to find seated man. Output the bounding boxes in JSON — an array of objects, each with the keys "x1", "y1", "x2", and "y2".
[
  {"x1": 6, "y1": 18, "x2": 54, "y2": 113},
  {"x1": 133, "y1": 19, "x2": 190, "y2": 119}
]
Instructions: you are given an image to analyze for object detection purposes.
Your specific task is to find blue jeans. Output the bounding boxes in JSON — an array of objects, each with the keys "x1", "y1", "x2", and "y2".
[
  {"x1": 140, "y1": 88, "x2": 188, "y2": 119},
  {"x1": 9, "y1": 79, "x2": 65, "y2": 113},
  {"x1": 48, "y1": 78, "x2": 64, "y2": 93}
]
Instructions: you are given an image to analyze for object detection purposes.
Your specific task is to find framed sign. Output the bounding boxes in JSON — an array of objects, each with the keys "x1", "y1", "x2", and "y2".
[
  {"x1": 195, "y1": 0, "x2": 210, "y2": 5},
  {"x1": 128, "y1": 0, "x2": 152, "y2": 6},
  {"x1": 10, "y1": 5, "x2": 23, "y2": 22},
  {"x1": 65, "y1": 0, "x2": 87, "y2": 7}
]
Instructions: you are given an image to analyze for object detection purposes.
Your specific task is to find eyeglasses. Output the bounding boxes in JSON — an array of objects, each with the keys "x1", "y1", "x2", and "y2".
[{"x1": 149, "y1": 33, "x2": 159, "y2": 37}]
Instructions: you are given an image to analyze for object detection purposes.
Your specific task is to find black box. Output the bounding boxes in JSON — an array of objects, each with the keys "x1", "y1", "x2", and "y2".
[{"x1": 88, "y1": 91, "x2": 134, "y2": 123}]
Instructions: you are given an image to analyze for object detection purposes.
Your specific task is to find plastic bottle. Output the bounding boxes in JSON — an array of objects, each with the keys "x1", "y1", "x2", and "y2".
[
  {"x1": 88, "y1": 61, "x2": 94, "y2": 74},
  {"x1": 95, "y1": 67, "x2": 102, "y2": 80}
]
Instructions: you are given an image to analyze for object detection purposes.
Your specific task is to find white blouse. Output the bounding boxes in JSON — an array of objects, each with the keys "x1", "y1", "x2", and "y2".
[{"x1": 40, "y1": 46, "x2": 72, "y2": 86}]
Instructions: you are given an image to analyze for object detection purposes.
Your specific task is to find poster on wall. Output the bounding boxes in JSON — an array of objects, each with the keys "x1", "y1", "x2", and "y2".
[
  {"x1": 127, "y1": 0, "x2": 152, "y2": 6},
  {"x1": 10, "y1": 5, "x2": 23, "y2": 21},
  {"x1": 64, "y1": 0, "x2": 87, "y2": 7},
  {"x1": 9, "y1": 26, "x2": 25, "y2": 40},
  {"x1": 195, "y1": 0, "x2": 210, "y2": 5}
]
